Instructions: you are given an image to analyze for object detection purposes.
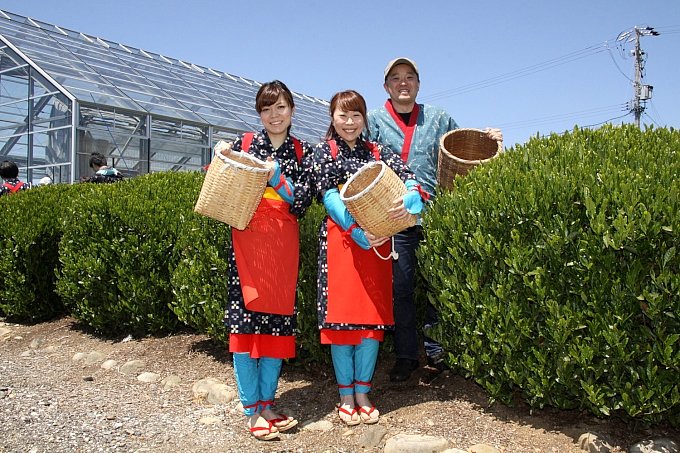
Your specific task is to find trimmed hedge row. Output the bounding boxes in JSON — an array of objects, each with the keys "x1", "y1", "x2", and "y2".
[
  {"x1": 1, "y1": 124, "x2": 676, "y2": 425},
  {"x1": 419, "y1": 124, "x2": 679, "y2": 425}
]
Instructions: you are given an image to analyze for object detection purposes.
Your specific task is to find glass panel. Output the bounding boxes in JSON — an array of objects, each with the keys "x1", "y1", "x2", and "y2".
[
  {"x1": 0, "y1": 133, "x2": 28, "y2": 165},
  {"x1": 79, "y1": 105, "x2": 146, "y2": 137},
  {"x1": 149, "y1": 139, "x2": 206, "y2": 172},
  {"x1": 76, "y1": 128, "x2": 146, "y2": 178},
  {"x1": 0, "y1": 67, "x2": 28, "y2": 105},
  {"x1": 0, "y1": 47, "x2": 26, "y2": 72},
  {"x1": 0, "y1": 99, "x2": 28, "y2": 135},
  {"x1": 31, "y1": 94, "x2": 71, "y2": 131},
  {"x1": 31, "y1": 128, "x2": 71, "y2": 165},
  {"x1": 150, "y1": 117, "x2": 207, "y2": 145}
]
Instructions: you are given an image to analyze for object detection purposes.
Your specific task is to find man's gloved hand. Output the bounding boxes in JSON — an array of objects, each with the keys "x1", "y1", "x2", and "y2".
[{"x1": 402, "y1": 179, "x2": 425, "y2": 214}]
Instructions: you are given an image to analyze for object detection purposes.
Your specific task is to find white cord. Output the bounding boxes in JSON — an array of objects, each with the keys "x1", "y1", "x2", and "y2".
[{"x1": 372, "y1": 236, "x2": 399, "y2": 260}]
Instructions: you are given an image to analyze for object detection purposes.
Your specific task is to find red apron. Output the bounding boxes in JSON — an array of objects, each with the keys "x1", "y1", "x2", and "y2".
[
  {"x1": 325, "y1": 218, "x2": 394, "y2": 325},
  {"x1": 232, "y1": 195, "x2": 299, "y2": 316}
]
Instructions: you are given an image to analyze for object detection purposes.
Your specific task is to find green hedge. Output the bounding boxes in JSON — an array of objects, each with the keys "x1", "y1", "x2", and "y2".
[
  {"x1": 2, "y1": 125, "x2": 677, "y2": 426},
  {"x1": 170, "y1": 193, "x2": 231, "y2": 344},
  {"x1": 0, "y1": 184, "x2": 77, "y2": 322},
  {"x1": 56, "y1": 174, "x2": 186, "y2": 335},
  {"x1": 420, "y1": 124, "x2": 679, "y2": 425}
]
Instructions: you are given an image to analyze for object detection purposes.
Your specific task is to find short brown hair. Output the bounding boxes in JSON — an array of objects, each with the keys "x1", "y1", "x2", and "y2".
[
  {"x1": 255, "y1": 80, "x2": 295, "y2": 113},
  {"x1": 325, "y1": 90, "x2": 368, "y2": 140}
]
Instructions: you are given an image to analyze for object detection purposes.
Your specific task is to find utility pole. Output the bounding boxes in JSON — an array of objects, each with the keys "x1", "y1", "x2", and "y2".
[{"x1": 618, "y1": 26, "x2": 659, "y2": 127}]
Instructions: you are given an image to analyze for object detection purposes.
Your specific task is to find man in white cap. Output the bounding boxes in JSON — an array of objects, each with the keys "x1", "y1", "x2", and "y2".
[{"x1": 367, "y1": 57, "x2": 502, "y2": 382}]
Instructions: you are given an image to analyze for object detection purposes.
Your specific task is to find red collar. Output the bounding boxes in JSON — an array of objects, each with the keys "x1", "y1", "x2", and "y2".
[{"x1": 384, "y1": 100, "x2": 419, "y2": 162}]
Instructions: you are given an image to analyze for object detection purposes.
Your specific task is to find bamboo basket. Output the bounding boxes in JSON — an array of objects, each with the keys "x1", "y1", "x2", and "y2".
[
  {"x1": 438, "y1": 128, "x2": 503, "y2": 189},
  {"x1": 340, "y1": 161, "x2": 416, "y2": 237},
  {"x1": 194, "y1": 150, "x2": 269, "y2": 230}
]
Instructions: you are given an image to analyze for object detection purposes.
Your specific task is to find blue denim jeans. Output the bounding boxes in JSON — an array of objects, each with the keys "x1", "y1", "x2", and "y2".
[{"x1": 392, "y1": 226, "x2": 443, "y2": 361}]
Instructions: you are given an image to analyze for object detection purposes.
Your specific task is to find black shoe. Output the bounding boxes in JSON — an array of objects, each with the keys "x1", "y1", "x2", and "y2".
[{"x1": 389, "y1": 359, "x2": 419, "y2": 382}]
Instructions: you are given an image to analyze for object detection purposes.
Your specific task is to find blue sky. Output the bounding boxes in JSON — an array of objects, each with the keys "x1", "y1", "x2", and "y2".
[{"x1": 2, "y1": 0, "x2": 678, "y2": 148}]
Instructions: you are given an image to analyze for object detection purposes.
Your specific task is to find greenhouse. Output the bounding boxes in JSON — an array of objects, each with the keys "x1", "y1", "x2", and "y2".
[{"x1": 0, "y1": 9, "x2": 329, "y2": 184}]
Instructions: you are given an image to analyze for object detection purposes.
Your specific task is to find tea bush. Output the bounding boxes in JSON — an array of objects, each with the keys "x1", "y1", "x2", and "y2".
[
  {"x1": 0, "y1": 184, "x2": 77, "y2": 322},
  {"x1": 420, "y1": 125, "x2": 679, "y2": 425},
  {"x1": 169, "y1": 177, "x2": 231, "y2": 343},
  {"x1": 56, "y1": 174, "x2": 187, "y2": 335}
]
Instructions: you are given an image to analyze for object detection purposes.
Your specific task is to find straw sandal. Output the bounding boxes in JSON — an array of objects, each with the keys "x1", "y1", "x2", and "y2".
[
  {"x1": 270, "y1": 415, "x2": 298, "y2": 432},
  {"x1": 249, "y1": 416, "x2": 279, "y2": 441},
  {"x1": 357, "y1": 405, "x2": 380, "y2": 424},
  {"x1": 259, "y1": 400, "x2": 298, "y2": 432},
  {"x1": 337, "y1": 403, "x2": 361, "y2": 426}
]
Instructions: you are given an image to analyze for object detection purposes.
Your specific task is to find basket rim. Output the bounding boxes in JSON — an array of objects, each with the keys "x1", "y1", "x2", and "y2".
[
  {"x1": 215, "y1": 150, "x2": 270, "y2": 173},
  {"x1": 439, "y1": 128, "x2": 503, "y2": 165},
  {"x1": 339, "y1": 161, "x2": 386, "y2": 202}
]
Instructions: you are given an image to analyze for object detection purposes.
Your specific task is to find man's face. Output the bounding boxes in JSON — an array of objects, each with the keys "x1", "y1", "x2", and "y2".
[{"x1": 383, "y1": 64, "x2": 420, "y2": 107}]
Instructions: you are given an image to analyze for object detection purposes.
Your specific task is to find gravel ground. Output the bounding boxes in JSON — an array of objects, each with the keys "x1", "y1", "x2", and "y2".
[{"x1": 1, "y1": 316, "x2": 677, "y2": 453}]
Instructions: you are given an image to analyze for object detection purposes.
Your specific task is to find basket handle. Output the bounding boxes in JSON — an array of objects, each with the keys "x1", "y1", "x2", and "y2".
[{"x1": 372, "y1": 237, "x2": 399, "y2": 261}]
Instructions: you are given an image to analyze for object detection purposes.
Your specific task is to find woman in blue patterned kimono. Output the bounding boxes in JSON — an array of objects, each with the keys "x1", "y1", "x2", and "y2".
[
  {"x1": 312, "y1": 90, "x2": 428, "y2": 426},
  {"x1": 220, "y1": 80, "x2": 313, "y2": 440}
]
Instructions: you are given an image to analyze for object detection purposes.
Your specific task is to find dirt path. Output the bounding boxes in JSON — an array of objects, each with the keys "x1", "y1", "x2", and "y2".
[{"x1": 1, "y1": 317, "x2": 676, "y2": 452}]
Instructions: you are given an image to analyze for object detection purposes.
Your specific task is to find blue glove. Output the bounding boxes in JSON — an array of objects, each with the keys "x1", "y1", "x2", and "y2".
[
  {"x1": 350, "y1": 226, "x2": 371, "y2": 250},
  {"x1": 323, "y1": 188, "x2": 370, "y2": 250},
  {"x1": 403, "y1": 179, "x2": 425, "y2": 215},
  {"x1": 268, "y1": 161, "x2": 295, "y2": 204},
  {"x1": 322, "y1": 188, "x2": 355, "y2": 230}
]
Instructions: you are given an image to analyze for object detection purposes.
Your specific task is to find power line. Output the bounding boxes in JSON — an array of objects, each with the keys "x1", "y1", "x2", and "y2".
[
  {"x1": 494, "y1": 103, "x2": 629, "y2": 131},
  {"x1": 420, "y1": 42, "x2": 609, "y2": 102}
]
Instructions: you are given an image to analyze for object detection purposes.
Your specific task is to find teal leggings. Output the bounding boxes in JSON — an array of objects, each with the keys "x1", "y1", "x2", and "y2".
[
  {"x1": 232, "y1": 352, "x2": 282, "y2": 416},
  {"x1": 331, "y1": 337, "x2": 379, "y2": 396}
]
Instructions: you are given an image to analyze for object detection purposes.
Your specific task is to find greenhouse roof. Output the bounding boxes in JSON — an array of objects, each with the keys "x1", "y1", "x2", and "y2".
[{"x1": 0, "y1": 9, "x2": 329, "y2": 143}]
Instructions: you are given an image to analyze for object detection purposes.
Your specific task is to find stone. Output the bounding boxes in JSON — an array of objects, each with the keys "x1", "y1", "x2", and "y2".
[
  {"x1": 72, "y1": 352, "x2": 86, "y2": 362},
  {"x1": 85, "y1": 351, "x2": 105, "y2": 365},
  {"x1": 161, "y1": 375, "x2": 181, "y2": 389},
  {"x1": 192, "y1": 377, "x2": 222, "y2": 399},
  {"x1": 119, "y1": 360, "x2": 145, "y2": 375},
  {"x1": 469, "y1": 444, "x2": 500, "y2": 453},
  {"x1": 579, "y1": 432, "x2": 613, "y2": 453},
  {"x1": 629, "y1": 438, "x2": 679, "y2": 453},
  {"x1": 443, "y1": 449, "x2": 467, "y2": 453},
  {"x1": 137, "y1": 372, "x2": 160, "y2": 383},
  {"x1": 357, "y1": 424, "x2": 387, "y2": 448},
  {"x1": 29, "y1": 337, "x2": 45, "y2": 349},
  {"x1": 0, "y1": 327, "x2": 10, "y2": 337},
  {"x1": 207, "y1": 383, "x2": 235, "y2": 405},
  {"x1": 384, "y1": 434, "x2": 449, "y2": 453},
  {"x1": 101, "y1": 359, "x2": 118, "y2": 370},
  {"x1": 199, "y1": 416, "x2": 221, "y2": 425},
  {"x1": 40, "y1": 346, "x2": 58, "y2": 353},
  {"x1": 301, "y1": 419, "x2": 333, "y2": 432},
  {"x1": 20, "y1": 351, "x2": 31, "y2": 357}
]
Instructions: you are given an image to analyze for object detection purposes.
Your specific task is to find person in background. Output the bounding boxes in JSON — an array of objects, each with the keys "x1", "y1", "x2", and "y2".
[
  {"x1": 82, "y1": 152, "x2": 123, "y2": 183},
  {"x1": 313, "y1": 90, "x2": 427, "y2": 425},
  {"x1": 0, "y1": 160, "x2": 32, "y2": 196},
  {"x1": 219, "y1": 80, "x2": 314, "y2": 441},
  {"x1": 367, "y1": 57, "x2": 503, "y2": 382}
]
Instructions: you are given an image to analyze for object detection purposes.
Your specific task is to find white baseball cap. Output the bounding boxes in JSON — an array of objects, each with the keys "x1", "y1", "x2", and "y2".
[{"x1": 384, "y1": 57, "x2": 419, "y2": 80}]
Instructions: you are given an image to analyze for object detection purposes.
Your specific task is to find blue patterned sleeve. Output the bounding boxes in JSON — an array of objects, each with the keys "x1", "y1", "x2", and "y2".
[{"x1": 290, "y1": 141, "x2": 315, "y2": 216}]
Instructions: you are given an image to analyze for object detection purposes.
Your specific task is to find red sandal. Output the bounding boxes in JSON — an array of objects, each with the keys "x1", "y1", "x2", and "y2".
[
  {"x1": 357, "y1": 404, "x2": 380, "y2": 424},
  {"x1": 337, "y1": 403, "x2": 361, "y2": 426},
  {"x1": 249, "y1": 416, "x2": 279, "y2": 441}
]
